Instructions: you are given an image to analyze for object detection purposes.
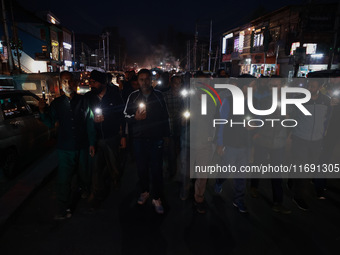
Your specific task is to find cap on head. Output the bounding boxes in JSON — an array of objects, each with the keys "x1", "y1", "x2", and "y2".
[{"x1": 90, "y1": 70, "x2": 107, "y2": 84}]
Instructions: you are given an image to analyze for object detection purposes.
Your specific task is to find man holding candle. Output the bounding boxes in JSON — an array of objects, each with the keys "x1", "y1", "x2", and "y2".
[
  {"x1": 124, "y1": 69, "x2": 170, "y2": 214},
  {"x1": 85, "y1": 70, "x2": 126, "y2": 210}
]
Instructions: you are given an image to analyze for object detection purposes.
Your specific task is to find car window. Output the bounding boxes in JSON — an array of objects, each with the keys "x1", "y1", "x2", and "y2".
[
  {"x1": 0, "y1": 78, "x2": 15, "y2": 89},
  {"x1": 22, "y1": 95, "x2": 39, "y2": 113},
  {"x1": 22, "y1": 83, "x2": 37, "y2": 90},
  {"x1": 0, "y1": 94, "x2": 30, "y2": 120}
]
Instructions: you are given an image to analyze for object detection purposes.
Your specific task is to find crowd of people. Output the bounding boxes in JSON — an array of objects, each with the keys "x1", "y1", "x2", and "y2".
[{"x1": 38, "y1": 68, "x2": 340, "y2": 219}]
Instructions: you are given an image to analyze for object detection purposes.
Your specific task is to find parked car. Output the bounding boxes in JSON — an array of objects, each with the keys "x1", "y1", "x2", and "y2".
[
  {"x1": 307, "y1": 69, "x2": 340, "y2": 78},
  {"x1": 13, "y1": 73, "x2": 61, "y2": 104},
  {"x1": 0, "y1": 75, "x2": 17, "y2": 90},
  {"x1": 0, "y1": 90, "x2": 54, "y2": 178}
]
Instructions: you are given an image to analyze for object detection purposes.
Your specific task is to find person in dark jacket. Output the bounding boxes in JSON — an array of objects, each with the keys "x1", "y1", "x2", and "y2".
[
  {"x1": 289, "y1": 78, "x2": 331, "y2": 211},
  {"x1": 85, "y1": 70, "x2": 126, "y2": 209},
  {"x1": 124, "y1": 69, "x2": 170, "y2": 214},
  {"x1": 39, "y1": 71, "x2": 96, "y2": 220},
  {"x1": 214, "y1": 77, "x2": 257, "y2": 213}
]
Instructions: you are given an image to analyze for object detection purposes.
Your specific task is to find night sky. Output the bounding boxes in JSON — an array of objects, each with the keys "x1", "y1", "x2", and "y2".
[{"x1": 16, "y1": 0, "x2": 335, "y2": 62}]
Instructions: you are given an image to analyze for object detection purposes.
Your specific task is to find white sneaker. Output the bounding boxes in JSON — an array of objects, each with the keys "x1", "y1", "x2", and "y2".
[{"x1": 152, "y1": 199, "x2": 164, "y2": 214}]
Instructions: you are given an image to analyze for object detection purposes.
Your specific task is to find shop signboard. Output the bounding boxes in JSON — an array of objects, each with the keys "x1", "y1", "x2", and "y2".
[{"x1": 222, "y1": 54, "x2": 231, "y2": 62}]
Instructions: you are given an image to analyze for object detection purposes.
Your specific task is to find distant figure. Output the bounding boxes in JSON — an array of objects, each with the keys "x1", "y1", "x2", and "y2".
[{"x1": 163, "y1": 76, "x2": 184, "y2": 178}]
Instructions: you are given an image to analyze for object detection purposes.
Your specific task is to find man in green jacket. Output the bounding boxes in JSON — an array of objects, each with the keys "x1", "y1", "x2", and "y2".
[{"x1": 39, "y1": 71, "x2": 96, "y2": 220}]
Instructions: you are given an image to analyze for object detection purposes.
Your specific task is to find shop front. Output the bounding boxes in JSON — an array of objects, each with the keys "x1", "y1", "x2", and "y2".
[{"x1": 250, "y1": 53, "x2": 279, "y2": 77}]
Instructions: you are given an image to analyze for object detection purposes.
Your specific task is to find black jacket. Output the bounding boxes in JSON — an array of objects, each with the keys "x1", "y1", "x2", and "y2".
[
  {"x1": 40, "y1": 94, "x2": 95, "y2": 150},
  {"x1": 124, "y1": 88, "x2": 170, "y2": 139},
  {"x1": 85, "y1": 86, "x2": 125, "y2": 140}
]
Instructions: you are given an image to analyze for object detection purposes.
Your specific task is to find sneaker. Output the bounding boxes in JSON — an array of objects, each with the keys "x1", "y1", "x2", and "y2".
[
  {"x1": 137, "y1": 192, "x2": 150, "y2": 205},
  {"x1": 54, "y1": 208, "x2": 72, "y2": 220},
  {"x1": 316, "y1": 190, "x2": 326, "y2": 200},
  {"x1": 214, "y1": 182, "x2": 223, "y2": 194},
  {"x1": 232, "y1": 201, "x2": 248, "y2": 213},
  {"x1": 272, "y1": 203, "x2": 292, "y2": 214},
  {"x1": 194, "y1": 200, "x2": 207, "y2": 214},
  {"x1": 292, "y1": 197, "x2": 309, "y2": 211},
  {"x1": 152, "y1": 199, "x2": 164, "y2": 214}
]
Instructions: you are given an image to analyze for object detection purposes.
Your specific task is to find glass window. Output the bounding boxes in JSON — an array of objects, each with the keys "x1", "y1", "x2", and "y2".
[
  {"x1": 22, "y1": 83, "x2": 37, "y2": 90},
  {"x1": 23, "y1": 95, "x2": 39, "y2": 113},
  {"x1": 0, "y1": 95, "x2": 29, "y2": 120}
]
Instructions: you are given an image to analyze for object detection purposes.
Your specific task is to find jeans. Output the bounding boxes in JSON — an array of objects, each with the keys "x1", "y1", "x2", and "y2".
[
  {"x1": 133, "y1": 138, "x2": 164, "y2": 200},
  {"x1": 217, "y1": 146, "x2": 249, "y2": 205},
  {"x1": 91, "y1": 135, "x2": 121, "y2": 200},
  {"x1": 291, "y1": 135, "x2": 323, "y2": 199},
  {"x1": 252, "y1": 145, "x2": 285, "y2": 204}
]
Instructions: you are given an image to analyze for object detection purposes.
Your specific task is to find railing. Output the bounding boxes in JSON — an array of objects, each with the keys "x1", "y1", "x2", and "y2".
[{"x1": 12, "y1": 55, "x2": 32, "y2": 73}]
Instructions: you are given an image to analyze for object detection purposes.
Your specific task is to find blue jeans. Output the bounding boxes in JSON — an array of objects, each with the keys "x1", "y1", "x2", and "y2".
[
  {"x1": 216, "y1": 146, "x2": 248, "y2": 205},
  {"x1": 291, "y1": 135, "x2": 323, "y2": 199},
  {"x1": 133, "y1": 138, "x2": 164, "y2": 199}
]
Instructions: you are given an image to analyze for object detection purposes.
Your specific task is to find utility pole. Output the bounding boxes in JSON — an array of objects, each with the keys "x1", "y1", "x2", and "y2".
[
  {"x1": 213, "y1": 45, "x2": 219, "y2": 73},
  {"x1": 72, "y1": 31, "x2": 76, "y2": 70},
  {"x1": 187, "y1": 40, "x2": 191, "y2": 71},
  {"x1": 10, "y1": 0, "x2": 21, "y2": 73},
  {"x1": 193, "y1": 24, "x2": 198, "y2": 71},
  {"x1": 102, "y1": 34, "x2": 106, "y2": 71},
  {"x1": 106, "y1": 31, "x2": 110, "y2": 71},
  {"x1": 1, "y1": 0, "x2": 14, "y2": 73},
  {"x1": 328, "y1": 1, "x2": 340, "y2": 70},
  {"x1": 201, "y1": 44, "x2": 204, "y2": 70},
  {"x1": 208, "y1": 19, "x2": 212, "y2": 72}
]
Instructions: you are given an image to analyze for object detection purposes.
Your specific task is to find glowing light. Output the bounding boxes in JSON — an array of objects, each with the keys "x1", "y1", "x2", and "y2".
[
  {"x1": 183, "y1": 111, "x2": 190, "y2": 119},
  {"x1": 181, "y1": 89, "x2": 189, "y2": 97},
  {"x1": 311, "y1": 54, "x2": 323, "y2": 59},
  {"x1": 333, "y1": 90, "x2": 340, "y2": 96},
  {"x1": 139, "y1": 103, "x2": 145, "y2": 109},
  {"x1": 63, "y1": 42, "x2": 72, "y2": 50},
  {"x1": 64, "y1": 60, "x2": 72, "y2": 67},
  {"x1": 224, "y1": 33, "x2": 233, "y2": 39},
  {"x1": 152, "y1": 71, "x2": 157, "y2": 75},
  {"x1": 95, "y1": 108, "x2": 102, "y2": 115},
  {"x1": 157, "y1": 80, "x2": 162, "y2": 85}
]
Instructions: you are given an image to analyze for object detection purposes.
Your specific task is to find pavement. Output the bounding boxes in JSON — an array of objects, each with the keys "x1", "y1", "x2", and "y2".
[
  {"x1": 0, "y1": 149, "x2": 58, "y2": 228},
  {"x1": 1, "y1": 150, "x2": 340, "y2": 255}
]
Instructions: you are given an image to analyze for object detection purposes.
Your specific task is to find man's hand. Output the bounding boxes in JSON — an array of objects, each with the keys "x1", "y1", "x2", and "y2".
[
  {"x1": 89, "y1": 146, "x2": 95, "y2": 157},
  {"x1": 216, "y1": 145, "x2": 225, "y2": 156},
  {"x1": 94, "y1": 114, "x2": 104, "y2": 123},
  {"x1": 38, "y1": 98, "x2": 46, "y2": 113},
  {"x1": 120, "y1": 137, "x2": 127, "y2": 149},
  {"x1": 135, "y1": 109, "x2": 146, "y2": 120},
  {"x1": 331, "y1": 97, "x2": 340, "y2": 106}
]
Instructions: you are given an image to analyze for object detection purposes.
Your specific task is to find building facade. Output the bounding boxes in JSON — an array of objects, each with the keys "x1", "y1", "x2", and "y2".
[{"x1": 221, "y1": 3, "x2": 340, "y2": 77}]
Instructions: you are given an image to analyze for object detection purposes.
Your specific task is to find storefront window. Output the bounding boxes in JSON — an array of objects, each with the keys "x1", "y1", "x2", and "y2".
[
  {"x1": 254, "y1": 33, "x2": 264, "y2": 47},
  {"x1": 239, "y1": 31, "x2": 244, "y2": 53},
  {"x1": 234, "y1": 37, "x2": 239, "y2": 52}
]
